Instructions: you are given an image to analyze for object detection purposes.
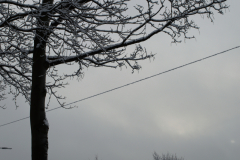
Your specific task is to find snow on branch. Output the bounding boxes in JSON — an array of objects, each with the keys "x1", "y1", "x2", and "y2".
[{"x1": 0, "y1": 0, "x2": 228, "y2": 105}]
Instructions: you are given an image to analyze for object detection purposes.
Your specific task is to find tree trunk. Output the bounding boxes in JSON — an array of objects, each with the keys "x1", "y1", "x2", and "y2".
[
  {"x1": 30, "y1": 35, "x2": 49, "y2": 160},
  {"x1": 30, "y1": 0, "x2": 53, "y2": 159}
]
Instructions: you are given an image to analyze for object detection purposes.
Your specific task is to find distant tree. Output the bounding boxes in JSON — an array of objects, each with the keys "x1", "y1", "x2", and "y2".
[
  {"x1": 153, "y1": 152, "x2": 184, "y2": 160},
  {"x1": 0, "y1": 0, "x2": 228, "y2": 159}
]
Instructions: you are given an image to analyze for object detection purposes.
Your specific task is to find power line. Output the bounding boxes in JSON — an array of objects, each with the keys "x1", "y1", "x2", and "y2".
[
  {"x1": 0, "y1": 45, "x2": 239, "y2": 128},
  {"x1": 0, "y1": 117, "x2": 29, "y2": 128}
]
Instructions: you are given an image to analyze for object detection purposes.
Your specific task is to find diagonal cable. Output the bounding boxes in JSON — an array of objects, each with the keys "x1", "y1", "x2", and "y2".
[{"x1": 0, "y1": 45, "x2": 239, "y2": 128}]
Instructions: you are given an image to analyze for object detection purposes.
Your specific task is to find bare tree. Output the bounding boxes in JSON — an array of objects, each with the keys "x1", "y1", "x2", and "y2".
[
  {"x1": 153, "y1": 152, "x2": 184, "y2": 160},
  {"x1": 0, "y1": 0, "x2": 228, "y2": 159}
]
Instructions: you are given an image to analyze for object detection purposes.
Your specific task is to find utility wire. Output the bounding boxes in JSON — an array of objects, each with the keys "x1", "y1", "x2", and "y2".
[{"x1": 0, "y1": 45, "x2": 239, "y2": 128}]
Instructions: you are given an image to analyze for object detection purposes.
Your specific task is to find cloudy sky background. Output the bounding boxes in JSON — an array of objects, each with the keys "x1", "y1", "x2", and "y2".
[{"x1": 0, "y1": 0, "x2": 240, "y2": 160}]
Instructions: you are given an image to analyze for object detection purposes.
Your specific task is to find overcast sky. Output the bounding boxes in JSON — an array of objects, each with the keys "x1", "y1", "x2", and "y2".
[{"x1": 0, "y1": 0, "x2": 240, "y2": 160}]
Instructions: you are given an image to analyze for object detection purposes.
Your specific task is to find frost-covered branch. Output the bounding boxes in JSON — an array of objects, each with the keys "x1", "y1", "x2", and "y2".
[{"x1": 0, "y1": 0, "x2": 228, "y2": 105}]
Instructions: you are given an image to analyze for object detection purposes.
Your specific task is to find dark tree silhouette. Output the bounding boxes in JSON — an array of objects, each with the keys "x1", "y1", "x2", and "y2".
[
  {"x1": 0, "y1": 0, "x2": 227, "y2": 159},
  {"x1": 153, "y1": 152, "x2": 184, "y2": 160}
]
